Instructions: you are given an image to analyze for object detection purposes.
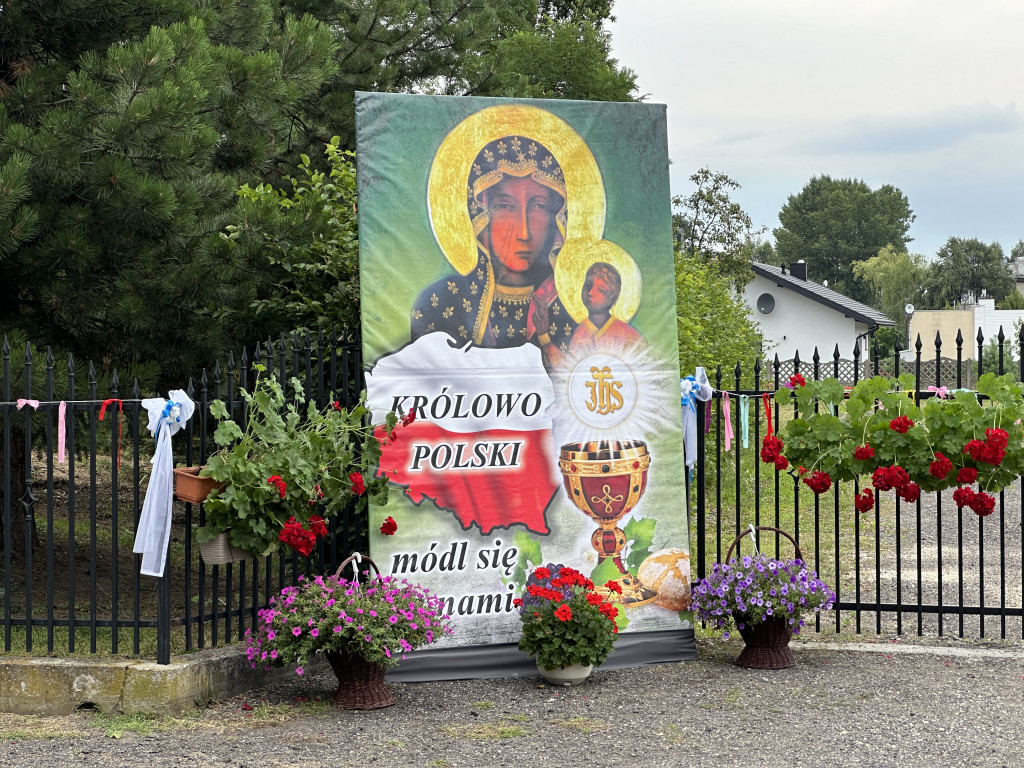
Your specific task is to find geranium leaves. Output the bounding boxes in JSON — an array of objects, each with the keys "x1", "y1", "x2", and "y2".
[{"x1": 776, "y1": 373, "x2": 1024, "y2": 497}]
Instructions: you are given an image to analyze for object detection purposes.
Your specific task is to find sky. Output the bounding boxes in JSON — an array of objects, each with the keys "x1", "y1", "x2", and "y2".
[{"x1": 609, "y1": 0, "x2": 1024, "y2": 260}]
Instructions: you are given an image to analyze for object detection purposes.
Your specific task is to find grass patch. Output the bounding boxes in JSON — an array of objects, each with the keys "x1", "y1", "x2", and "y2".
[
  {"x1": 662, "y1": 723, "x2": 687, "y2": 745},
  {"x1": 439, "y1": 720, "x2": 531, "y2": 740},
  {"x1": 549, "y1": 716, "x2": 611, "y2": 734},
  {"x1": 471, "y1": 700, "x2": 493, "y2": 710},
  {"x1": 0, "y1": 716, "x2": 86, "y2": 742}
]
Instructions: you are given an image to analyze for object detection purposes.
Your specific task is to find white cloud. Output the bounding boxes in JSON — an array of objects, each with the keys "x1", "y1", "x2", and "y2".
[{"x1": 610, "y1": 0, "x2": 1024, "y2": 256}]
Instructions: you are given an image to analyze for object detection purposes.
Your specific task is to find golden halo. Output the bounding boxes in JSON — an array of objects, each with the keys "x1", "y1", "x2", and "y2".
[
  {"x1": 555, "y1": 239, "x2": 642, "y2": 324},
  {"x1": 427, "y1": 104, "x2": 606, "y2": 276}
]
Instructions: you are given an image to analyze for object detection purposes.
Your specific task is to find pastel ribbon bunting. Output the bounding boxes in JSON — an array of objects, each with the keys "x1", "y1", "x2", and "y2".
[
  {"x1": 16, "y1": 398, "x2": 39, "y2": 410},
  {"x1": 722, "y1": 392, "x2": 734, "y2": 451},
  {"x1": 99, "y1": 398, "x2": 124, "y2": 469},
  {"x1": 739, "y1": 395, "x2": 750, "y2": 449},
  {"x1": 57, "y1": 401, "x2": 67, "y2": 464},
  {"x1": 927, "y1": 385, "x2": 949, "y2": 399}
]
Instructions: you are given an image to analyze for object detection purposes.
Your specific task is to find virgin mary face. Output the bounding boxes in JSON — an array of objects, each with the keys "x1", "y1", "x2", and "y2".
[{"x1": 482, "y1": 176, "x2": 561, "y2": 281}]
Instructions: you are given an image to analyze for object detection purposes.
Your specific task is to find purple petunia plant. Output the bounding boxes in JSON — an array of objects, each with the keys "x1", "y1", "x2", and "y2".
[
  {"x1": 691, "y1": 553, "x2": 836, "y2": 639},
  {"x1": 245, "y1": 571, "x2": 453, "y2": 673}
]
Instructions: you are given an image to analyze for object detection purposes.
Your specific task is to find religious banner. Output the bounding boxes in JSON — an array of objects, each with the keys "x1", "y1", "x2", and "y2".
[{"x1": 356, "y1": 93, "x2": 695, "y2": 672}]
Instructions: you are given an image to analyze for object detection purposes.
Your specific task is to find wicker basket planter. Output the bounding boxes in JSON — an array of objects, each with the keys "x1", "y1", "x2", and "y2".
[
  {"x1": 197, "y1": 530, "x2": 251, "y2": 565},
  {"x1": 326, "y1": 650, "x2": 395, "y2": 709},
  {"x1": 173, "y1": 466, "x2": 223, "y2": 504},
  {"x1": 725, "y1": 526, "x2": 802, "y2": 670},
  {"x1": 734, "y1": 614, "x2": 796, "y2": 669}
]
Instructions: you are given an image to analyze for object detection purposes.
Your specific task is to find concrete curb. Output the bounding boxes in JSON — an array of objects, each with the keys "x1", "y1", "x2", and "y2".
[{"x1": 0, "y1": 646, "x2": 321, "y2": 716}]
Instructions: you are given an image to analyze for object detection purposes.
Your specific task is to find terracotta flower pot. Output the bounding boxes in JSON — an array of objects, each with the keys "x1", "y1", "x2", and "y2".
[{"x1": 173, "y1": 466, "x2": 223, "y2": 504}]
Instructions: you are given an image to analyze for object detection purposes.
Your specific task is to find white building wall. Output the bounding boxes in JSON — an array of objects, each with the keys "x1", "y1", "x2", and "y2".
[
  {"x1": 973, "y1": 298, "x2": 1024, "y2": 359},
  {"x1": 743, "y1": 274, "x2": 863, "y2": 361}
]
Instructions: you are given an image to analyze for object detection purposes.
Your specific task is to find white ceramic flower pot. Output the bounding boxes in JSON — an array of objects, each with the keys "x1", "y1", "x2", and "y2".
[{"x1": 537, "y1": 663, "x2": 594, "y2": 686}]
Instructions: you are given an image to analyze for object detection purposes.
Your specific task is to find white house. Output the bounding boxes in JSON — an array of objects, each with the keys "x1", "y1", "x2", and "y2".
[{"x1": 743, "y1": 261, "x2": 895, "y2": 361}]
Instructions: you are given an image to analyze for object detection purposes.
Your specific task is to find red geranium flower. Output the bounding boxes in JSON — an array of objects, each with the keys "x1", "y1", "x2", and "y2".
[
  {"x1": 308, "y1": 515, "x2": 328, "y2": 538},
  {"x1": 604, "y1": 580, "x2": 623, "y2": 594},
  {"x1": 598, "y1": 602, "x2": 618, "y2": 620},
  {"x1": 889, "y1": 416, "x2": 914, "y2": 434},
  {"x1": 401, "y1": 411, "x2": 416, "y2": 427},
  {"x1": 586, "y1": 592, "x2": 604, "y2": 606},
  {"x1": 760, "y1": 434, "x2": 785, "y2": 464},
  {"x1": 349, "y1": 471, "x2": 366, "y2": 495},
  {"x1": 533, "y1": 566, "x2": 551, "y2": 580},
  {"x1": 952, "y1": 486, "x2": 976, "y2": 509},
  {"x1": 553, "y1": 604, "x2": 573, "y2": 622},
  {"x1": 854, "y1": 488, "x2": 875, "y2": 514},
  {"x1": 786, "y1": 373, "x2": 807, "y2": 389},
  {"x1": 898, "y1": 482, "x2": 921, "y2": 503},
  {"x1": 968, "y1": 491, "x2": 996, "y2": 517},
  {"x1": 957, "y1": 467, "x2": 978, "y2": 485},
  {"x1": 802, "y1": 470, "x2": 832, "y2": 495},
  {"x1": 379, "y1": 516, "x2": 397, "y2": 536},
  {"x1": 774, "y1": 455, "x2": 789, "y2": 471},
  {"x1": 853, "y1": 444, "x2": 875, "y2": 461},
  {"x1": 929, "y1": 452, "x2": 953, "y2": 480},
  {"x1": 872, "y1": 466, "x2": 894, "y2": 491}
]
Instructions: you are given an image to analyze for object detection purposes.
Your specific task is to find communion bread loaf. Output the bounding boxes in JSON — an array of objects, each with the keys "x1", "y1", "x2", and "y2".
[{"x1": 637, "y1": 548, "x2": 692, "y2": 611}]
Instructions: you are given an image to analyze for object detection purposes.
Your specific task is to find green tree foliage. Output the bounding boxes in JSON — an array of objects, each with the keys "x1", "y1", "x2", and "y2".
[
  {"x1": 774, "y1": 176, "x2": 915, "y2": 303},
  {"x1": 922, "y1": 237, "x2": 1013, "y2": 309},
  {"x1": 1, "y1": 0, "x2": 638, "y2": 385},
  {"x1": 479, "y1": 1, "x2": 637, "y2": 100},
  {"x1": 852, "y1": 245, "x2": 927, "y2": 327},
  {"x1": 998, "y1": 290, "x2": 1024, "y2": 310},
  {"x1": 225, "y1": 138, "x2": 360, "y2": 334},
  {"x1": 672, "y1": 168, "x2": 764, "y2": 289},
  {"x1": 675, "y1": 256, "x2": 766, "y2": 381}
]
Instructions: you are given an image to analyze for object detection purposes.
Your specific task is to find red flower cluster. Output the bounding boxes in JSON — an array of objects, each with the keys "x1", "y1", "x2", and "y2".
[
  {"x1": 533, "y1": 566, "x2": 552, "y2": 580},
  {"x1": 898, "y1": 482, "x2": 921, "y2": 503},
  {"x1": 598, "y1": 603, "x2": 619, "y2": 622},
  {"x1": 853, "y1": 443, "x2": 875, "y2": 461},
  {"x1": 401, "y1": 411, "x2": 416, "y2": 427},
  {"x1": 952, "y1": 486, "x2": 996, "y2": 516},
  {"x1": 379, "y1": 516, "x2": 397, "y2": 536},
  {"x1": 586, "y1": 592, "x2": 604, "y2": 606},
  {"x1": 871, "y1": 465, "x2": 910, "y2": 492},
  {"x1": 802, "y1": 470, "x2": 832, "y2": 495},
  {"x1": 854, "y1": 488, "x2": 875, "y2": 514},
  {"x1": 889, "y1": 416, "x2": 914, "y2": 434},
  {"x1": 760, "y1": 435, "x2": 788, "y2": 470},
  {"x1": 278, "y1": 516, "x2": 327, "y2": 557},
  {"x1": 929, "y1": 452, "x2": 953, "y2": 480},
  {"x1": 604, "y1": 580, "x2": 623, "y2": 594},
  {"x1": 550, "y1": 566, "x2": 595, "y2": 591},
  {"x1": 957, "y1": 467, "x2": 978, "y2": 484},
  {"x1": 527, "y1": 584, "x2": 565, "y2": 601},
  {"x1": 554, "y1": 604, "x2": 573, "y2": 622},
  {"x1": 350, "y1": 471, "x2": 366, "y2": 495},
  {"x1": 788, "y1": 374, "x2": 807, "y2": 388},
  {"x1": 964, "y1": 428, "x2": 1008, "y2": 466},
  {"x1": 267, "y1": 475, "x2": 286, "y2": 499}
]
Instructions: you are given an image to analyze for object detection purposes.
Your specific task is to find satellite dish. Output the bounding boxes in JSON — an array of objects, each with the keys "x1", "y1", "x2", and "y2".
[
  {"x1": 757, "y1": 293, "x2": 776, "y2": 315},
  {"x1": 904, "y1": 303, "x2": 915, "y2": 315}
]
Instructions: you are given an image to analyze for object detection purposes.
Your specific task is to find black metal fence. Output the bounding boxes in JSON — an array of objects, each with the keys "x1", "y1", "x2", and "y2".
[
  {"x1": 695, "y1": 328, "x2": 1024, "y2": 640},
  {"x1": 1, "y1": 331, "x2": 366, "y2": 664}
]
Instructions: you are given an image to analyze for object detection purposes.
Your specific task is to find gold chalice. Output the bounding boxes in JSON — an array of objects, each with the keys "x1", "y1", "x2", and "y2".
[{"x1": 558, "y1": 440, "x2": 656, "y2": 607}]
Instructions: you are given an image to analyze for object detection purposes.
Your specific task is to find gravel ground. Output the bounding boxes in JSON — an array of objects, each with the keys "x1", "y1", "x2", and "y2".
[{"x1": 4, "y1": 636, "x2": 1023, "y2": 768}]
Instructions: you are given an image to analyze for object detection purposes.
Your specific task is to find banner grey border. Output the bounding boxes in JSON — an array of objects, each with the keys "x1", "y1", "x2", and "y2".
[{"x1": 386, "y1": 628, "x2": 697, "y2": 681}]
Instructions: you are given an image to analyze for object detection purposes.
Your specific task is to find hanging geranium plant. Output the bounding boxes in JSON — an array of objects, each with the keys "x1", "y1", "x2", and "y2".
[{"x1": 761, "y1": 372, "x2": 1024, "y2": 517}]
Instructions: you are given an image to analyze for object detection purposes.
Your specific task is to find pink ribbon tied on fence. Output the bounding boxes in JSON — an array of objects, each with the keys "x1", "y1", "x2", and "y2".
[
  {"x1": 927, "y1": 385, "x2": 949, "y2": 399},
  {"x1": 722, "y1": 391, "x2": 734, "y2": 451},
  {"x1": 16, "y1": 398, "x2": 39, "y2": 410}
]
